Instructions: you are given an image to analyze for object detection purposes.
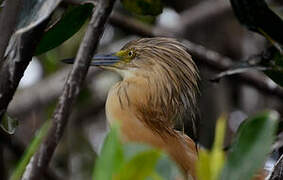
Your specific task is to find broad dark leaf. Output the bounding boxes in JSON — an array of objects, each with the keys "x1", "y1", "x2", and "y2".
[
  {"x1": 0, "y1": 0, "x2": 62, "y2": 122},
  {"x1": 3, "y1": 0, "x2": 62, "y2": 62},
  {"x1": 230, "y1": 0, "x2": 283, "y2": 46},
  {"x1": 34, "y1": 4, "x2": 93, "y2": 55},
  {"x1": 220, "y1": 111, "x2": 279, "y2": 180}
]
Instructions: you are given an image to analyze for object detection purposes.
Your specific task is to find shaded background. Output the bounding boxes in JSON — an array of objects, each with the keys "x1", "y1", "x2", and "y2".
[{"x1": 1, "y1": 0, "x2": 283, "y2": 179}]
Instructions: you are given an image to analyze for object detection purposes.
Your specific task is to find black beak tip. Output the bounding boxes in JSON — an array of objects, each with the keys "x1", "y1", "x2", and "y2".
[{"x1": 61, "y1": 58, "x2": 75, "y2": 64}]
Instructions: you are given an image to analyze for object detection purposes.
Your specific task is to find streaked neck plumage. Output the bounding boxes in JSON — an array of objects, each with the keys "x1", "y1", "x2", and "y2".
[{"x1": 105, "y1": 68, "x2": 198, "y2": 179}]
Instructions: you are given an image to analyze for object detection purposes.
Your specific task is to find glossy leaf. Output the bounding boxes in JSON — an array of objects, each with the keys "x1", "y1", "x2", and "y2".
[
  {"x1": 121, "y1": 0, "x2": 163, "y2": 16},
  {"x1": 34, "y1": 4, "x2": 93, "y2": 55},
  {"x1": 5, "y1": 0, "x2": 62, "y2": 56},
  {"x1": 92, "y1": 125, "x2": 124, "y2": 180},
  {"x1": 230, "y1": 0, "x2": 283, "y2": 46},
  {"x1": 220, "y1": 111, "x2": 279, "y2": 180}
]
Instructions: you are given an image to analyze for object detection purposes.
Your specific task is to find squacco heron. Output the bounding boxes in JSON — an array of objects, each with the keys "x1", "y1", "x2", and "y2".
[{"x1": 64, "y1": 37, "x2": 200, "y2": 179}]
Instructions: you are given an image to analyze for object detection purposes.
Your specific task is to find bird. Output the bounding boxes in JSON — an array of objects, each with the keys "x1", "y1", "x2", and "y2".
[{"x1": 63, "y1": 37, "x2": 200, "y2": 179}]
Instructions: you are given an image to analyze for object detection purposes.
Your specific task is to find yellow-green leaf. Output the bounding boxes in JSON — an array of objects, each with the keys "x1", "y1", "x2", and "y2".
[
  {"x1": 114, "y1": 150, "x2": 161, "y2": 180},
  {"x1": 92, "y1": 125, "x2": 124, "y2": 180},
  {"x1": 196, "y1": 114, "x2": 226, "y2": 180}
]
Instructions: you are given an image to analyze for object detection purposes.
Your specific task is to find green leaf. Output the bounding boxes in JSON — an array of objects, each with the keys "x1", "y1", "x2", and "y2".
[
  {"x1": 123, "y1": 143, "x2": 181, "y2": 180},
  {"x1": 114, "y1": 149, "x2": 161, "y2": 180},
  {"x1": 92, "y1": 125, "x2": 124, "y2": 180},
  {"x1": 197, "y1": 114, "x2": 226, "y2": 180},
  {"x1": 210, "y1": 115, "x2": 226, "y2": 180},
  {"x1": 34, "y1": 4, "x2": 93, "y2": 55},
  {"x1": 154, "y1": 153, "x2": 181, "y2": 180},
  {"x1": 0, "y1": 114, "x2": 18, "y2": 135},
  {"x1": 10, "y1": 120, "x2": 51, "y2": 180},
  {"x1": 230, "y1": 0, "x2": 283, "y2": 46},
  {"x1": 197, "y1": 150, "x2": 212, "y2": 180},
  {"x1": 220, "y1": 111, "x2": 279, "y2": 180},
  {"x1": 121, "y1": 0, "x2": 163, "y2": 16}
]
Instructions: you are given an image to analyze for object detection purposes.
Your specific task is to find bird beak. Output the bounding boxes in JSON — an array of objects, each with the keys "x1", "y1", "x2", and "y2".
[
  {"x1": 90, "y1": 53, "x2": 121, "y2": 66},
  {"x1": 62, "y1": 53, "x2": 121, "y2": 66}
]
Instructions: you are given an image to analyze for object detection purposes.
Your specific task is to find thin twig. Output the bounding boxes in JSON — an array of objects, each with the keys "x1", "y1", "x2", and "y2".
[
  {"x1": 268, "y1": 155, "x2": 283, "y2": 180},
  {"x1": 23, "y1": 0, "x2": 116, "y2": 179}
]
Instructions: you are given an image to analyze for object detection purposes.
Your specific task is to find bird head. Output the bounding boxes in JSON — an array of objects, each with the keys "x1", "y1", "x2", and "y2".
[{"x1": 66, "y1": 38, "x2": 199, "y2": 81}]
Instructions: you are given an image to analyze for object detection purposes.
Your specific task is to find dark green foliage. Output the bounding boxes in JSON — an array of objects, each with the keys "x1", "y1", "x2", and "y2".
[
  {"x1": 221, "y1": 111, "x2": 278, "y2": 180},
  {"x1": 230, "y1": 0, "x2": 283, "y2": 45},
  {"x1": 34, "y1": 4, "x2": 93, "y2": 55},
  {"x1": 92, "y1": 125, "x2": 181, "y2": 180}
]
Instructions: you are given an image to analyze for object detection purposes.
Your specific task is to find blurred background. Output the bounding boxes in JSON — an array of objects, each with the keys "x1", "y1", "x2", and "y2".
[{"x1": 1, "y1": 0, "x2": 283, "y2": 179}]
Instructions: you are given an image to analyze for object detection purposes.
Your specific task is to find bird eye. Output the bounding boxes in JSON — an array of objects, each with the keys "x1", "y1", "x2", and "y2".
[{"x1": 128, "y1": 50, "x2": 134, "y2": 57}]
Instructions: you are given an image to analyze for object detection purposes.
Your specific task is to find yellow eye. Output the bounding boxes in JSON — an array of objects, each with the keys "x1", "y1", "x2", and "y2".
[{"x1": 128, "y1": 50, "x2": 134, "y2": 57}]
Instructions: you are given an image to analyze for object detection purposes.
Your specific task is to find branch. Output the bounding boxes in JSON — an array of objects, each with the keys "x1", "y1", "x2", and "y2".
[
  {"x1": 8, "y1": 67, "x2": 100, "y2": 117},
  {"x1": 108, "y1": 12, "x2": 283, "y2": 100},
  {"x1": 176, "y1": 0, "x2": 231, "y2": 36},
  {"x1": 8, "y1": 35, "x2": 129, "y2": 117},
  {"x1": 23, "y1": 0, "x2": 116, "y2": 179},
  {"x1": 109, "y1": 12, "x2": 155, "y2": 37},
  {"x1": 268, "y1": 155, "x2": 283, "y2": 180}
]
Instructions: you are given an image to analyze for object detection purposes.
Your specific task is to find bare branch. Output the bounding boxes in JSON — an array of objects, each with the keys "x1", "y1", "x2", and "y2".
[
  {"x1": 268, "y1": 155, "x2": 283, "y2": 180},
  {"x1": 23, "y1": 0, "x2": 116, "y2": 179},
  {"x1": 109, "y1": 12, "x2": 155, "y2": 37},
  {"x1": 8, "y1": 67, "x2": 100, "y2": 117}
]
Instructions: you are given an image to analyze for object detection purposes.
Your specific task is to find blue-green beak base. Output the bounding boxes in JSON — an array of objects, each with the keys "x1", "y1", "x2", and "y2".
[
  {"x1": 61, "y1": 53, "x2": 120, "y2": 66},
  {"x1": 91, "y1": 53, "x2": 120, "y2": 66}
]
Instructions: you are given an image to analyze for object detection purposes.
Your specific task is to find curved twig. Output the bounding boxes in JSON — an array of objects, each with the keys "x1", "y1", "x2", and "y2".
[{"x1": 23, "y1": 0, "x2": 116, "y2": 179}]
